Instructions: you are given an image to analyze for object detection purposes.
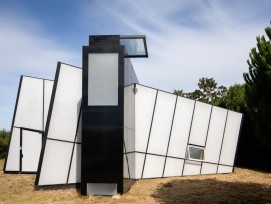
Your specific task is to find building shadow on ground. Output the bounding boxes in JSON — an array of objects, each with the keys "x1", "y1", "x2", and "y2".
[{"x1": 151, "y1": 178, "x2": 271, "y2": 203}]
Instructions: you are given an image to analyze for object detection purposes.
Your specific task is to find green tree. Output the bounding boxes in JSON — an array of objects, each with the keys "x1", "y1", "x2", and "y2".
[
  {"x1": 217, "y1": 84, "x2": 246, "y2": 112},
  {"x1": 174, "y1": 77, "x2": 227, "y2": 105},
  {"x1": 0, "y1": 129, "x2": 10, "y2": 159},
  {"x1": 243, "y1": 22, "x2": 271, "y2": 148}
]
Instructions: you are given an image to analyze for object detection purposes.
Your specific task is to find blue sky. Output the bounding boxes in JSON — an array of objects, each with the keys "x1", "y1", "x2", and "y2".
[{"x1": 0, "y1": 0, "x2": 270, "y2": 130}]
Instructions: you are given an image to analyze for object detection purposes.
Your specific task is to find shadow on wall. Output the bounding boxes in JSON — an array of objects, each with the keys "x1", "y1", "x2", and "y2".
[{"x1": 151, "y1": 179, "x2": 271, "y2": 203}]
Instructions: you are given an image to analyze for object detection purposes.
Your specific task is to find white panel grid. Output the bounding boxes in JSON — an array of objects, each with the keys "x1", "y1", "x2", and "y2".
[
  {"x1": 43, "y1": 80, "x2": 54, "y2": 130},
  {"x1": 124, "y1": 84, "x2": 135, "y2": 152},
  {"x1": 189, "y1": 101, "x2": 212, "y2": 146},
  {"x1": 134, "y1": 153, "x2": 145, "y2": 179},
  {"x1": 135, "y1": 85, "x2": 157, "y2": 152},
  {"x1": 142, "y1": 155, "x2": 165, "y2": 178},
  {"x1": 201, "y1": 163, "x2": 218, "y2": 175},
  {"x1": 204, "y1": 107, "x2": 228, "y2": 164},
  {"x1": 183, "y1": 162, "x2": 201, "y2": 176},
  {"x1": 22, "y1": 131, "x2": 42, "y2": 172},
  {"x1": 5, "y1": 128, "x2": 20, "y2": 171},
  {"x1": 46, "y1": 64, "x2": 82, "y2": 142},
  {"x1": 14, "y1": 77, "x2": 43, "y2": 130},
  {"x1": 219, "y1": 111, "x2": 242, "y2": 166},
  {"x1": 163, "y1": 158, "x2": 184, "y2": 177},
  {"x1": 147, "y1": 91, "x2": 176, "y2": 155},
  {"x1": 68, "y1": 144, "x2": 81, "y2": 183},
  {"x1": 217, "y1": 165, "x2": 233, "y2": 173},
  {"x1": 167, "y1": 97, "x2": 195, "y2": 158},
  {"x1": 38, "y1": 140, "x2": 73, "y2": 185}
]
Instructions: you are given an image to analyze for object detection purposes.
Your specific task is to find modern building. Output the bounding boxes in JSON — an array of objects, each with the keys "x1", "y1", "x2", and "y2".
[{"x1": 4, "y1": 35, "x2": 243, "y2": 196}]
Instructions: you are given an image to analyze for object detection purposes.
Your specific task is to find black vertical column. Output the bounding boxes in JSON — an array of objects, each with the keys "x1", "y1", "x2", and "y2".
[{"x1": 81, "y1": 35, "x2": 125, "y2": 195}]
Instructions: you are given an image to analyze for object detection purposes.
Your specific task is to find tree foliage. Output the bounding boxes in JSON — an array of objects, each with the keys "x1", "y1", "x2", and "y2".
[
  {"x1": 243, "y1": 22, "x2": 271, "y2": 148},
  {"x1": 0, "y1": 129, "x2": 10, "y2": 159},
  {"x1": 174, "y1": 77, "x2": 227, "y2": 105}
]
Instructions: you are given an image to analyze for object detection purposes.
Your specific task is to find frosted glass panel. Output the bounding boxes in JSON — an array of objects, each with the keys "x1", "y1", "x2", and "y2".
[
  {"x1": 201, "y1": 163, "x2": 217, "y2": 174},
  {"x1": 43, "y1": 80, "x2": 54, "y2": 130},
  {"x1": 183, "y1": 162, "x2": 201, "y2": 176},
  {"x1": 47, "y1": 64, "x2": 82, "y2": 142},
  {"x1": 87, "y1": 183, "x2": 117, "y2": 196},
  {"x1": 189, "y1": 102, "x2": 212, "y2": 146},
  {"x1": 22, "y1": 131, "x2": 42, "y2": 172},
  {"x1": 219, "y1": 111, "x2": 242, "y2": 166},
  {"x1": 38, "y1": 140, "x2": 73, "y2": 185},
  {"x1": 135, "y1": 85, "x2": 157, "y2": 152},
  {"x1": 217, "y1": 165, "x2": 233, "y2": 173},
  {"x1": 163, "y1": 158, "x2": 184, "y2": 177},
  {"x1": 167, "y1": 97, "x2": 195, "y2": 158},
  {"x1": 135, "y1": 153, "x2": 145, "y2": 179},
  {"x1": 14, "y1": 77, "x2": 43, "y2": 130},
  {"x1": 142, "y1": 155, "x2": 164, "y2": 178},
  {"x1": 5, "y1": 128, "x2": 20, "y2": 171},
  {"x1": 204, "y1": 107, "x2": 227, "y2": 163},
  {"x1": 147, "y1": 91, "x2": 176, "y2": 155},
  {"x1": 88, "y1": 53, "x2": 118, "y2": 106},
  {"x1": 68, "y1": 144, "x2": 81, "y2": 183}
]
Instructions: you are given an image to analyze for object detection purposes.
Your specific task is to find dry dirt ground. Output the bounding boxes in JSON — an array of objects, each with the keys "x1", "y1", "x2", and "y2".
[{"x1": 0, "y1": 159, "x2": 270, "y2": 204}]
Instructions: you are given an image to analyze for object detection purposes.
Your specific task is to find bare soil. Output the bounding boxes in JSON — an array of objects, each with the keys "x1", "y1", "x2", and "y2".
[{"x1": 0, "y1": 159, "x2": 270, "y2": 203}]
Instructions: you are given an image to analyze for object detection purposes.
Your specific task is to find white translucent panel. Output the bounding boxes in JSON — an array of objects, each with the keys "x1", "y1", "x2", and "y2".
[
  {"x1": 124, "y1": 128, "x2": 135, "y2": 153},
  {"x1": 124, "y1": 58, "x2": 139, "y2": 86},
  {"x1": 201, "y1": 163, "x2": 217, "y2": 174},
  {"x1": 142, "y1": 155, "x2": 165, "y2": 178},
  {"x1": 38, "y1": 140, "x2": 73, "y2": 185},
  {"x1": 217, "y1": 165, "x2": 233, "y2": 173},
  {"x1": 87, "y1": 183, "x2": 117, "y2": 196},
  {"x1": 75, "y1": 114, "x2": 82, "y2": 143},
  {"x1": 47, "y1": 64, "x2": 82, "y2": 142},
  {"x1": 204, "y1": 107, "x2": 227, "y2": 163},
  {"x1": 163, "y1": 158, "x2": 184, "y2": 177},
  {"x1": 219, "y1": 111, "x2": 242, "y2": 166},
  {"x1": 5, "y1": 128, "x2": 20, "y2": 171},
  {"x1": 22, "y1": 131, "x2": 42, "y2": 172},
  {"x1": 135, "y1": 85, "x2": 157, "y2": 152},
  {"x1": 134, "y1": 153, "x2": 146, "y2": 179},
  {"x1": 123, "y1": 155, "x2": 129, "y2": 178},
  {"x1": 167, "y1": 97, "x2": 195, "y2": 158},
  {"x1": 14, "y1": 77, "x2": 43, "y2": 130},
  {"x1": 189, "y1": 101, "x2": 212, "y2": 146},
  {"x1": 147, "y1": 91, "x2": 176, "y2": 155},
  {"x1": 68, "y1": 144, "x2": 81, "y2": 183},
  {"x1": 43, "y1": 80, "x2": 54, "y2": 130},
  {"x1": 88, "y1": 53, "x2": 118, "y2": 106},
  {"x1": 126, "y1": 153, "x2": 135, "y2": 179},
  {"x1": 183, "y1": 161, "x2": 201, "y2": 176},
  {"x1": 124, "y1": 85, "x2": 135, "y2": 130},
  {"x1": 124, "y1": 85, "x2": 135, "y2": 152}
]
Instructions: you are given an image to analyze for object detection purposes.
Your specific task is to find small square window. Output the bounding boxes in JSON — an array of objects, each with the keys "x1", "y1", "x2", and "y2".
[{"x1": 187, "y1": 145, "x2": 205, "y2": 161}]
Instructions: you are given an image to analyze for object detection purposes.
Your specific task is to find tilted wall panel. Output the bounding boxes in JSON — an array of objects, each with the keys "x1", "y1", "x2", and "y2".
[
  {"x1": 183, "y1": 161, "x2": 201, "y2": 176},
  {"x1": 134, "y1": 85, "x2": 157, "y2": 152},
  {"x1": 201, "y1": 163, "x2": 217, "y2": 174},
  {"x1": 189, "y1": 101, "x2": 212, "y2": 147},
  {"x1": 14, "y1": 77, "x2": 43, "y2": 130},
  {"x1": 134, "y1": 153, "x2": 145, "y2": 179},
  {"x1": 46, "y1": 64, "x2": 82, "y2": 142},
  {"x1": 167, "y1": 97, "x2": 195, "y2": 158},
  {"x1": 163, "y1": 158, "x2": 184, "y2": 177},
  {"x1": 124, "y1": 84, "x2": 135, "y2": 153},
  {"x1": 204, "y1": 107, "x2": 228, "y2": 164},
  {"x1": 147, "y1": 91, "x2": 176, "y2": 155},
  {"x1": 36, "y1": 63, "x2": 82, "y2": 186},
  {"x1": 142, "y1": 155, "x2": 164, "y2": 178},
  {"x1": 43, "y1": 80, "x2": 54, "y2": 130},
  {"x1": 38, "y1": 140, "x2": 73, "y2": 185},
  {"x1": 219, "y1": 111, "x2": 242, "y2": 166},
  {"x1": 22, "y1": 130, "x2": 42, "y2": 172},
  {"x1": 5, "y1": 128, "x2": 20, "y2": 171},
  {"x1": 217, "y1": 165, "x2": 233, "y2": 173}
]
